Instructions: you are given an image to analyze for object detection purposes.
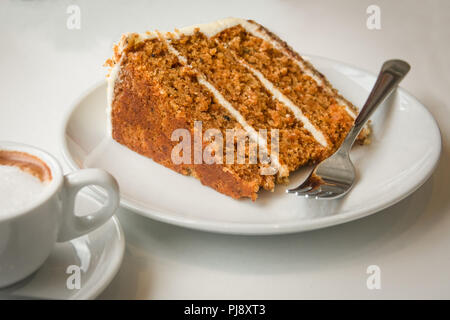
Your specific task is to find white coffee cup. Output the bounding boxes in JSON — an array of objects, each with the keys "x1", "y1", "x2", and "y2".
[{"x1": 0, "y1": 141, "x2": 120, "y2": 287}]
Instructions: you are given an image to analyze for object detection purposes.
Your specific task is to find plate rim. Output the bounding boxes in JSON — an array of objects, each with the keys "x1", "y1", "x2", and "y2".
[{"x1": 60, "y1": 55, "x2": 442, "y2": 235}]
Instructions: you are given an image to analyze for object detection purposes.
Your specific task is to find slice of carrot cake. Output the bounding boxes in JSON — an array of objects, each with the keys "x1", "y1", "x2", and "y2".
[{"x1": 105, "y1": 18, "x2": 370, "y2": 201}]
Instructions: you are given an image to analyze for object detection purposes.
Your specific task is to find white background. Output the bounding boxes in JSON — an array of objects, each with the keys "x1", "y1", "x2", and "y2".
[{"x1": 0, "y1": 0, "x2": 449, "y2": 299}]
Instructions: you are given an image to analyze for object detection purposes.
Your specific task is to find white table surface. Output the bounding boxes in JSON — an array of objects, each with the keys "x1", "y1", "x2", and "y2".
[{"x1": 1, "y1": 0, "x2": 449, "y2": 299}]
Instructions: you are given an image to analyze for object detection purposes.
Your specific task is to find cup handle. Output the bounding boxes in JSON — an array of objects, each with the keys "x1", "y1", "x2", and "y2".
[{"x1": 57, "y1": 169, "x2": 120, "y2": 242}]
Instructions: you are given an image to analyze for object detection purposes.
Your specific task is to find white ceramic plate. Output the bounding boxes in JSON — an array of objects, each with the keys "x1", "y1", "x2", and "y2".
[
  {"x1": 0, "y1": 193, "x2": 125, "y2": 300},
  {"x1": 61, "y1": 56, "x2": 441, "y2": 235}
]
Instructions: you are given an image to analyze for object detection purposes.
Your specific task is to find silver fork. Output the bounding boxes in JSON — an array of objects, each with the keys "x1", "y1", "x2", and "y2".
[{"x1": 286, "y1": 59, "x2": 410, "y2": 199}]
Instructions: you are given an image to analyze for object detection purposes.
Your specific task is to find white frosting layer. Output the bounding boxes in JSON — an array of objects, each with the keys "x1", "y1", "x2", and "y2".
[
  {"x1": 106, "y1": 57, "x2": 122, "y2": 136},
  {"x1": 238, "y1": 59, "x2": 328, "y2": 147}
]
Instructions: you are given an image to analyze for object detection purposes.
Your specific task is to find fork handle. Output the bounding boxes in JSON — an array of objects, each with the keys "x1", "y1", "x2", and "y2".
[{"x1": 340, "y1": 59, "x2": 410, "y2": 151}]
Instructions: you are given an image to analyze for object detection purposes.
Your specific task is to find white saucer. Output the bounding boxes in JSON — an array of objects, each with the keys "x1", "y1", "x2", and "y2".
[
  {"x1": 61, "y1": 55, "x2": 441, "y2": 235},
  {"x1": 0, "y1": 193, "x2": 125, "y2": 300}
]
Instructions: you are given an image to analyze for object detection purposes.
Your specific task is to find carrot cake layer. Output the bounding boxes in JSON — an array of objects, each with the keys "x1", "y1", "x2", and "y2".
[{"x1": 106, "y1": 18, "x2": 370, "y2": 200}]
